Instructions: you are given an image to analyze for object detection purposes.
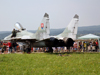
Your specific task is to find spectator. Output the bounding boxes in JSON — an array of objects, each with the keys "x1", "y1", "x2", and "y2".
[
  {"x1": 8, "y1": 41, "x2": 12, "y2": 53},
  {"x1": 0, "y1": 43, "x2": 2, "y2": 53},
  {"x1": 2, "y1": 44, "x2": 6, "y2": 53},
  {"x1": 95, "y1": 40, "x2": 99, "y2": 52},
  {"x1": 73, "y1": 42, "x2": 77, "y2": 52},
  {"x1": 83, "y1": 41, "x2": 87, "y2": 52},
  {"x1": 26, "y1": 46, "x2": 31, "y2": 53},
  {"x1": 23, "y1": 45, "x2": 26, "y2": 53},
  {"x1": 11, "y1": 41, "x2": 18, "y2": 53},
  {"x1": 89, "y1": 42, "x2": 92, "y2": 50},
  {"x1": 78, "y1": 41, "x2": 82, "y2": 52}
]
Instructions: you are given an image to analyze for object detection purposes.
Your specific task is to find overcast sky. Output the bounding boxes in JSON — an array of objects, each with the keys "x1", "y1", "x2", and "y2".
[{"x1": 0, "y1": 0, "x2": 100, "y2": 31}]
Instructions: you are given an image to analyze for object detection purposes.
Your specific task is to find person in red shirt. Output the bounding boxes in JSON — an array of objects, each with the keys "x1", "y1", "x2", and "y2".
[
  {"x1": 95, "y1": 40, "x2": 99, "y2": 52},
  {"x1": 8, "y1": 41, "x2": 12, "y2": 53}
]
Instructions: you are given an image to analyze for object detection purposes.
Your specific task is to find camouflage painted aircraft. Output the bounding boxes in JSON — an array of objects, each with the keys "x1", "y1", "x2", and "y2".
[{"x1": 4, "y1": 13, "x2": 79, "y2": 52}]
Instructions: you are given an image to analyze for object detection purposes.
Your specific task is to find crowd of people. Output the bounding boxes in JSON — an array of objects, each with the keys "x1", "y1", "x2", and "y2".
[
  {"x1": 73, "y1": 40, "x2": 99, "y2": 52},
  {"x1": 0, "y1": 39, "x2": 99, "y2": 54},
  {"x1": 0, "y1": 40, "x2": 18, "y2": 54},
  {"x1": 0, "y1": 40, "x2": 32, "y2": 54}
]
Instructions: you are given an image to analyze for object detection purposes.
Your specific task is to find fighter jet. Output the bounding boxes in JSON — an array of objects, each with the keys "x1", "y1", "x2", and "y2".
[
  {"x1": 32, "y1": 14, "x2": 79, "y2": 52},
  {"x1": 4, "y1": 13, "x2": 79, "y2": 53},
  {"x1": 4, "y1": 13, "x2": 50, "y2": 41}
]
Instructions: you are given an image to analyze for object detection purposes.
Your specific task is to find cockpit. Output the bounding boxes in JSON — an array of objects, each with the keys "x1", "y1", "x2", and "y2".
[{"x1": 14, "y1": 22, "x2": 25, "y2": 32}]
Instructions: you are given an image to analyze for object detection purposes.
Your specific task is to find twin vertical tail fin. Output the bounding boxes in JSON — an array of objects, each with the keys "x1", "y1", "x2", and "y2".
[
  {"x1": 58, "y1": 14, "x2": 79, "y2": 40},
  {"x1": 36, "y1": 13, "x2": 50, "y2": 40}
]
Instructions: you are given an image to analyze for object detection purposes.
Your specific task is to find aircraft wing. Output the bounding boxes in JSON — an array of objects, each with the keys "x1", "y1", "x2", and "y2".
[{"x1": 3, "y1": 30, "x2": 38, "y2": 42}]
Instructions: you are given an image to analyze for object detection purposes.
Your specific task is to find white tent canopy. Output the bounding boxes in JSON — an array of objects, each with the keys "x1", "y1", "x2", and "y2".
[
  {"x1": 78, "y1": 34, "x2": 100, "y2": 39},
  {"x1": 78, "y1": 34, "x2": 100, "y2": 52}
]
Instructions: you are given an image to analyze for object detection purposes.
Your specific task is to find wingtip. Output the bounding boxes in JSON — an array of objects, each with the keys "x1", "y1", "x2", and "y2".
[{"x1": 73, "y1": 14, "x2": 79, "y2": 19}]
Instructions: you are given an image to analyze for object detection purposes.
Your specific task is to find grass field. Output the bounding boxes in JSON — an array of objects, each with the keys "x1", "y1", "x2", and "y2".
[{"x1": 0, "y1": 52, "x2": 100, "y2": 75}]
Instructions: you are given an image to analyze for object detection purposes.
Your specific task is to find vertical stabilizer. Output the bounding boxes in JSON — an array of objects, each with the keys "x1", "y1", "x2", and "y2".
[
  {"x1": 58, "y1": 14, "x2": 79, "y2": 40},
  {"x1": 36, "y1": 13, "x2": 50, "y2": 40}
]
